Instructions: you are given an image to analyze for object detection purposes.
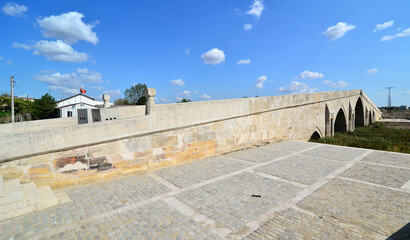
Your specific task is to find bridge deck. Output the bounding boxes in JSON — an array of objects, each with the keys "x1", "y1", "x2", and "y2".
[{"x1": 1, "y1": 141, "x2": 409, "y2": 239}]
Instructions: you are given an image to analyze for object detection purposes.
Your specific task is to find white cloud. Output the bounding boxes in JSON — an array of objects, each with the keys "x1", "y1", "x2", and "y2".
[
  {"x1": 170, "y1": 79, "x2": 186, "y2": 86},
  {"x1": 297, "y1": 70, "x2": 323, "y2": 79},
  {"x1": 255, "y1": 76, "x2": 267, "y2": 89},
  {"x1": 37, "y1": 12, "x2": 99, "y2": 44},
  {"x1": 380, "y1": 28, "x2": 410, "y2": 41},
  {"x1": 200, "y1": 94, "x2": 211, "y2": 99},
  {"x1": 11, "y1": 42, "x2": 31, "y2": 50},
  {"x1": 405, "y1": 90, "x2": 410, "y2": 95},
  {"x1": 90, "y1": 86, "x2": 104, "y2": 90},
  {"x1": 34, "y1": 72, "x2": 83, "y2": 88},
  {"x1": 13, "y1": 40, "x2": 88, "y2": 62},
  {"x1": 237, "y1": 59, "x2": 251, "y2": 64},
  {"x1": 201, "y1": 48, "x2": 225, "y2": 65},
  {"x1": 102, "y1": 89, "x2": 121, "y2": 98},
  {"x1": 79, "y1": 71, "x2": 102, "y2": 83},
  {"x1": 321, "y1": 80, "x2": 348, "y2": 88},
  {"x1": 49, "y1": 85, "x2": 78, "y2": 95},
  {"x1": 181, "y1": 90, "x2": 191, "y2": 98},
  {"x1": 155, "y1": 97, "x2": 169, "y2": 103},
  {"x1": 0, "y1": 56, "x2": 12, "y2": 65},
  {"x1": 77, "y1": 68, "x2": 90, "y2": 73},
  {"x1": 34, "y1": 69, "x2": 105, "y2": 89},
  {"x1": 243, "y1": 24, "x2": 252, "y2": 30},
  {"x1": 323, "y1": 22, "x2": 356, "y2": 41},
  {"x1": 374, "y1": 20, "x2": 394, "y2": 32},
  {"x1": 366, "y1": 68, "x2": 378, "y2": 74},
  {"x1": 277, "y1": 81, "x2": 317, "y2": 94},
  {"x1": 246, "y1": 0, "x2": 264, "y2": 18},
  {"x1": 185, "y1": 49, "x2": 190, "y2": 55},
  {"x1": 2, "y1": 2, "x2": 28, "y2": 17}
]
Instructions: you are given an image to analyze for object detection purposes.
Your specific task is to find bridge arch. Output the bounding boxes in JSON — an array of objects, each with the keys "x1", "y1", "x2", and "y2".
[
  {"x1": 354, "y1": 97, "x2": 364, "y2": 127},
  {"x1": 334, "y1": 108, "x2": 347, "y2": 132},
  {"x1": 309, "y1": 131, "x2": 321, "y2": 141}
]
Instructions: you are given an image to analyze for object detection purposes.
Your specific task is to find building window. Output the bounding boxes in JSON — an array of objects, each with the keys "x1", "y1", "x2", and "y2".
[{"x1": 67, "y1": 111, "x2": 73, "y2": 117}]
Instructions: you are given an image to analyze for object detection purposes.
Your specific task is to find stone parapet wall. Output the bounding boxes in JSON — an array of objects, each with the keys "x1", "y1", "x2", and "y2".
[
  {"x1": 0, "y1": 90, "x2": 382, "y2": 188},
  {"x1": 0, "y1": 117, "x2": 77, "y2": 135}
]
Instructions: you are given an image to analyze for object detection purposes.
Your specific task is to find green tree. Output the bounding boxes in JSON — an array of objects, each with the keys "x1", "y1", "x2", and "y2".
[
  {"x1": 177, "y1": 98, "x2": 192, "y2": 103},
  {"x1": 31, "y1": 93, "x2": 57, "y2": 120},
  {"x1": 114, "y1": 98, "x2": 130, "y2": 105},
  {"x1": 124, "y1": 83, "x2": 147, "y2": 105}
]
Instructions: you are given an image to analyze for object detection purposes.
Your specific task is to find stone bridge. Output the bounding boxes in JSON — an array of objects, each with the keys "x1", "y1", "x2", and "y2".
[{"x1": 0, "y1": 89, "x2": 380, "y2": 189}]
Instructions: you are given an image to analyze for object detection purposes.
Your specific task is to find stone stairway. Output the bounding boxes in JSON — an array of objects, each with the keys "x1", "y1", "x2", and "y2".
[{"x1": 0, "y1": 175, "x2": 59, "y2": 222}]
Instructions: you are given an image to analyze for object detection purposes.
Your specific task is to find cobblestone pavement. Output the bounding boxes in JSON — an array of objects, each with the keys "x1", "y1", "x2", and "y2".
[{"x1": 1, "y1": 141, "x2": 409, "y2": 239}]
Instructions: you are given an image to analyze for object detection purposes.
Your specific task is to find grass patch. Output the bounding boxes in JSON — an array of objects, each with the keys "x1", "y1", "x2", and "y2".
[{"x1": 311, "y1": 122, "x2": 410, "y2": 154}]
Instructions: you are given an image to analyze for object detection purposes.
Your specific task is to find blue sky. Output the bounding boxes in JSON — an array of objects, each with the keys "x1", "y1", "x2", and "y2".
[{"x1": 0, "y1": 0, "x2": 409, "y2": 106}]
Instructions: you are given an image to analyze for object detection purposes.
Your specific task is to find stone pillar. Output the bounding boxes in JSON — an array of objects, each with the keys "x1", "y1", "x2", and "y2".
[
  {"x1": 330, "y1": 113, "x2": 335, "y2": 137},
  {"x1": 102, "y1": 95, "x2": 110, "y2": 108},
  {"x1": 351, "y1": 110, "x2": 355, "y2": 131},
  {"x1": 144, "y1": 88, "x2": 156, "y2": 115}
]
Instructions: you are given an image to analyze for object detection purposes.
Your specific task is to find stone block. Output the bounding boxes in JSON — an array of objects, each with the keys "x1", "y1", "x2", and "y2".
[
  {"x1": 210, "y1": 122, "x2": 224, "y2": 130},
  {"x1": 113, "y1": 160, "x2": 130, "y2": 168},
  {"x1": 87, "y1": 142, "x2": 119, "y2": 158},
  {"x1": 151, "y1": 135, "x2": 178, "y2": 148},
  {"x1": 26, "y1": 154, "x2": 52, "y2": 165},
  {"x1": 49, "y1": 127, "x2": 66, "y2": 149},
  {"x1": 52, "y1": 179, "x2": 77, "y2": 189},
  {"x1": 197, "y1": 131, "x2": 216, "y2": 142},
  {"x1": 137, "y1": 119, "x2": 149, "y2": 131},
  {"x1": 119, "y1": 137, "x2": 150, "y2": 153},
  {"x1": 0, "y1": 165, "x2": 25, "y2": 180},
  {"x1": 0, "y1": 179, "x2": 23, "y2": 206},
  {"x1": 0, "y1": 175, "x2": 2, "y2": 197},
  {"x1": 36, "y1": 186, "x2": 58, "y2": 210},
  {"x1": 0, "y1": 201, "x2": 18, "y2": 214},
  {"x1": 31, "y1": 130, "x2": 52, "y2": 153},
  {"x1": 87, "y1": 156, "x2": 112, "y2": 171}
]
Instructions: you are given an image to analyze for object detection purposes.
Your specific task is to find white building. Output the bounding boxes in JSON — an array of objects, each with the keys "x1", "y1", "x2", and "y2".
[{"x1": 57, "y1": 94, "x2": 110, "y2": 118}]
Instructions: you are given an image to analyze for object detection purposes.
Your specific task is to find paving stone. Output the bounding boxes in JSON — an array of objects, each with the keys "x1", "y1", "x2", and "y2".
[
  {"x1": 255, "y1": 155, "x2": 344, "y2": 185},
  {"x1": 300, "y1": 144, "x2": 367, "y2": 162},
  {"x1": 341, "y1": 162, "x2": 410, "y2": 188},
  {"x1": 265, "y1": 141, "x2": 318, "y2": 152},
  {"x1": 245, "y1": 208, "x2": 387, "y2": 239},
  {"x1": 360, "y1": 151, "x2": 410, "y2": 168},
  {"x1": 224, "y1": 147, "x2": 291, "y2": 163},
  {"x1": 154, "y1": 156, "x2": 251, "y2": 188},
  {"x1": 1, "y1": 141, "x2": 408, "y2": 239},
  {"x1": 176, "y1": 172, "x2": 303, "y2": 230},
  {"x1": 297, "y1": 178, "x2": 410, "y2": 237}
]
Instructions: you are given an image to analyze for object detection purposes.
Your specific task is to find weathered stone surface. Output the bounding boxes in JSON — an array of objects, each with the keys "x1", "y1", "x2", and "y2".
[{"x1": 53, "y1": 155, "x2": 87, "y2": 170}]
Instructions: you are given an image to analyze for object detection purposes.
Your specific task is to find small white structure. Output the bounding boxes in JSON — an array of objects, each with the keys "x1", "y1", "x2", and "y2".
[{"x1": 57, "y1": 94, "x2": 110, "y2": 118}]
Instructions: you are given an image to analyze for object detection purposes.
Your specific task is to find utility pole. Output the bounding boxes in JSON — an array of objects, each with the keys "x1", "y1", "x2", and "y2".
[
  {"x1": 386, "y1": 86, "x2": 394, "y2": 108},
  {"x1": 10, "y1": 76, "x2": 15, "y2": 123}
]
